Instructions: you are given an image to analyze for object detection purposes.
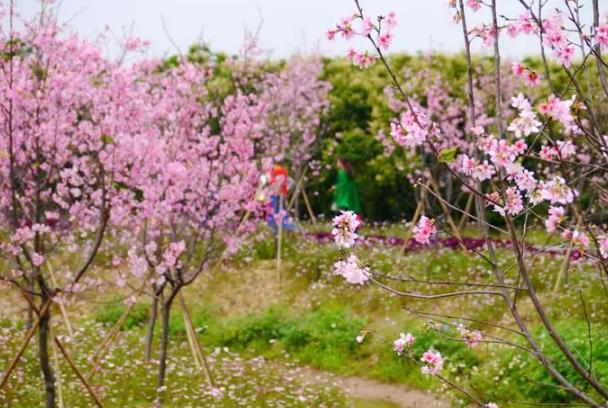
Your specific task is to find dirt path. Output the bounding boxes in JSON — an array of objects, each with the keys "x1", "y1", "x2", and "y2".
[{"x1": 298, "y1": 366, "x2": 449, "y2": 408}]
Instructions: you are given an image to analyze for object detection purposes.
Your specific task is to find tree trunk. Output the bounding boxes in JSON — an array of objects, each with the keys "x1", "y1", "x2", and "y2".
[
  {"x1": 157, "y1": 290, "x2": 177, "y2": 405},
  {"x1": 25, "y1": 275, "x2": 34, "y2": 329},
  {"x1": 39, "y1": 293, "x2": 56, "y2": 408},
  {"x1": 144, "y1": 290, "x2": 159, "y2": 362}
]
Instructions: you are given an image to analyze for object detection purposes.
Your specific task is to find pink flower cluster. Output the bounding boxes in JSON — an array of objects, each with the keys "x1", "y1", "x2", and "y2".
[
  {"x1": 346, "y1": 48, "x2": 377, "y2": 69},
  {"x1": 508, "y1": 93, "x2": 541, "y2": 138},
  {"x1": 457, "y1": 324, "x2": 483, "y2": 348},
  {"x1": 485, "y1": 188, "x2": 524, "y2": 217},
  {"x1": 511, "y1": 62, "x2": 541, "y2": 87},
  {"x1": 544, "y1": 206, "x2": 565, "y2": 233},
  {"x1": 393, "y1": 332, "x2": 415, "y2": 355},
  {"x1": 454, "y1": 91, "x2": 582, "y2": 221},
  {"x1": 506, "y1": 12, "x2": 535, "y2": 37},
  {"x1": 331, "y1": 212, "x2": 369, "y2": 285},
  {"x1": 561, "y1": 229, "x2": 590, "y2": 248},
  {"x1": 332, "y1": 211, "x2": 361, "y2": 248},
  {"x1": 599, "y1": 236, "x2": 608, "y2": 259},
  {"x1": 508, "y1": 11, "x2": 575, "y2": 66},
  {"x1": 472, "y1": 24, "x2": 497, "y2": 48},
  {"x1": 538, "y1": 95, "x2": 578, "y2": 134},
  {"x1": 390, "y1": 108, "x2": 433, "y2": 149},
  {"x1": 465, "y1": 0, "x2": 481, "y2": 12},
  {"x1": 539, "y1": 176, "x2": 575, "y2": 205},
  {"x1": 412, "y1": 216, "x2": 437, "y2": 245},
  {"x1": 596, "y1": 24, "x2": 608, "y2": 49},
  {"x1": 420, "y1": 350, "x2": 444, "y2": 376},
  {"x1": 328, "y1": 10, "x2": 397, "y2": 68},
  {"x1": 333, "y1": 254, "x2": 370, "y2": 285}
]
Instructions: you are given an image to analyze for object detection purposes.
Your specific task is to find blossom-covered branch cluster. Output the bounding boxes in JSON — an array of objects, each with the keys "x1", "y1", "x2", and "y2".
[{"x1": 327, "y1": 8, "x2": 397, "y2": 68}]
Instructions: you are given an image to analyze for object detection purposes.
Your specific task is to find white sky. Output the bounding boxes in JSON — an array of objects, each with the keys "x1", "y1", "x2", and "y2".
[{"x1": 14, "y1": 0, "x2": 600, "y2": 60}]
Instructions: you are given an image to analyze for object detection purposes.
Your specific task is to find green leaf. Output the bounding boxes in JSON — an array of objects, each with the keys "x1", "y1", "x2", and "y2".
[
  {"x1": 101, "y1": 134, "x2": 114, "y2": 145},
  {"x1": 438, "y1": 147, "x2": 458, "y2": 163}
]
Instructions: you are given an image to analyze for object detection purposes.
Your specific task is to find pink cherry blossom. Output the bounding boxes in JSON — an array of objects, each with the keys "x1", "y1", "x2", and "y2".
[
  {"x1": 332, "y1": 211, "x2": 361, "y2": 248},
  {"x1": 541, "y1": 176, "x2": 575, "y2": 205},
  {"x1": 561, "y1": 229, "x2": 590, "y2": 248},
  {"x1": 598, "y1": 236, "x2": 608, "y2": 259},
  {"x1": 361, "y1": 16, "x2": 373, "y2": 36},
  {"x1": 556, "y1": 140, "x2": 576, "y2": 159},
  {"x1": 511, "y1": 62, "x2": 525, "y2": 77},
  {"x1": 390, "y1": 108, "x2": 430, "y2": 148},
  {"x1": 378, "y1": 32, "x2": 393, "y2": 50},
  {"x1": 540, "y1": 145, "x2": 559, "y2": 161},
  {"x1": 393, "y1": 332, "x2": 415, "y2": 354},
  {"x1": 472, "y1": 161, "x2": 496, "y2": 182},
  {"x1": 544, "y1": 206, "x2": 565, "y2": 233},
  {"x1": 338, "y1": 17, "x2": 355, "y2": 39},
  {"x1": 524, "y1": 70, "x2": 541, "y2": 86},
  {"x1": 457, "y1": 324, "x2": 483, "y2": 348},
  {"x1": 596, "y1": 24, "x2": 608, "y2": 49},
  {"x1": 466, "y1": 0, "x2": 481, "y2": 12},
  {"x1": 31, "y1": 253, "x2": 44, "y2": 267},
  {"x1": 420, "y1": 350, "x2": 443, "y2": 375},
  {"x1": 385, "y1": 11, "x2": 397, "y2": 30},
  {"x1": 557, "y1": 45, "x2": 575, "y2": 67},
  {"x1": 333, "y1": 254, "x2": 370, "y2": 285},
  {"x1": 503, "y1": 187, "x2": 524, "y2": 216},
  {"x1": 413, "y1": 216, "x2": 437, "y2": 245}
]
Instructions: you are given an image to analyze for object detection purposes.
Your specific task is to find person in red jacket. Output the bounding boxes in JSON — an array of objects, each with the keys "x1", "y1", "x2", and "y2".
[
  {"x1": 270, "y1": 164, "x2": 289, "y2": 197},
  {"x1": 267, "y1": 160, "x2": 293, "y2": 232}
]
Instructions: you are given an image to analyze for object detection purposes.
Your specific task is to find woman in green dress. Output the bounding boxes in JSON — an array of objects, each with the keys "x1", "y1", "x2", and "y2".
[{"x1": 331, "y1": 157, "x2": 361, "y2": 214}]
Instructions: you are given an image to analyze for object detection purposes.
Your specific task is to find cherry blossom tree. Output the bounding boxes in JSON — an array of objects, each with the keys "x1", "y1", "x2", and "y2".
[
  {"x1": 329, "y1": 0, "x2": 608, "y2": 406},
  {"x1": 0, "y1": 6, "x2": 148, "y2": 407},
  {"x1": 116, "y1": 58, "x2": 263, "y2": 401},
  {"x1": 257, "y1": 57, "x2": 330, "y2": 167}
]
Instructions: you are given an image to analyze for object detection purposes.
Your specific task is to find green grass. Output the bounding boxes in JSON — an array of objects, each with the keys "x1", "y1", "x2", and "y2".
[
  {"x1": 0, "y1": 319, "x2": 347, "y2": 407},
  {"x1": 3, "y1": 223, "x2": 607, "y2": 407}
]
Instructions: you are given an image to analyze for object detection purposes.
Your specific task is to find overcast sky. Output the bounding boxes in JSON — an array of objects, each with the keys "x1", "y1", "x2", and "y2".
[{"x1": 14, "y1": 0, "x2": 600, "y2": 60}]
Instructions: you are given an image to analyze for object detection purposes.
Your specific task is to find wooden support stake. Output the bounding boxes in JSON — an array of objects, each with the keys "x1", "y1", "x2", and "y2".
[
  {"x1": 287, "y1": 168, "x2": 308, "y2": 211},
  {"x1": 276, "y1": 195, "x2": 284, "y2": 279},
  {"x1": 458, "y1": 192, "x2": 475, "y2": 232},
  {"x1": 178, "y1": 293, "x2": 214, "y2": 388},
  {"x1": 301, "y1": 186, "x2": 317, "y2": 224},
  {"x1": 54, "y1": 337, "x2": 103, "y2": 407},
  {"x1": 0, "y1": 298, "x2": 52, "y2": 391},
  {"x1": 88, "y1": 276, "x2": 150, "y2": 380},
  {"x1": 51, "y1": 329, "x2": 65, "y2": 408},
  {"x1": 554, "y1": 217, "x2": 582, "y2": 291},
  {"x1": 429, "y1": 177, "x2": 467, "y2": 251},
  {"x1": 47, "y1": 261, "x2": 73, "y2": 337},
  {"x1": 182, "y1": 309, "x2": 201, "y2": 370},
  {"x1": 402, "y1": 185, "x2": 427, "y2": 254}
]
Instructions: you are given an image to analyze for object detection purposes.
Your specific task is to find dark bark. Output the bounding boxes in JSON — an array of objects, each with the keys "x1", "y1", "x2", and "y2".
[
  {"x1": 144, "y1": 290, "x2": 159, "y2": 362},
  {"x1": 157, "y1": 289, "x2": 178, "y2": 404},
  {"x1": 38, "y1": 293, "x2": 55, "y2": 408},
  {"x1": 25, "y1": 276, "x2": 34, "y2": 329}
]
